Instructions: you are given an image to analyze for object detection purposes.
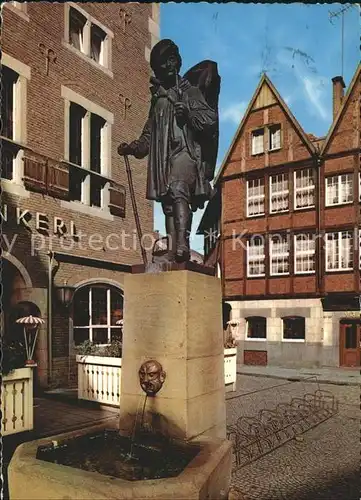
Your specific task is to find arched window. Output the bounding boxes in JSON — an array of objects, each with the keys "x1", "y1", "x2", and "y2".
[
  {"x1": 246, "y1": 317, "x2": 266, "y2": 339},
  {"x1": 72, "y1": 285, "x2": 123, "y2": 345},
  {"x1": 282, "y1": 316, "x2": 305, "y2": 341}
]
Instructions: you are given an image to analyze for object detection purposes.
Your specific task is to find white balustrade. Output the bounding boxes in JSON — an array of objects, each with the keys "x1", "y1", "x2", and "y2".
[
  {"x1": 77, "y1": 349, "x2": 237, "y2": 406},
  {"x1": 1, "y1": 367, "x2": 34, "y2": 436},
  {"x1": 76, "y1": 355, "x2": 122, "y2": 406}
]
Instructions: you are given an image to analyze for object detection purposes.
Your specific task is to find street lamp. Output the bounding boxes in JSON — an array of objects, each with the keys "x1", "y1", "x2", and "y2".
[
  {"x1": 15, "y1": 315, "x2": 45, "y2": 366},
  {"x1": 54, "y1": 281, "x2": 75, "y2": 308}
]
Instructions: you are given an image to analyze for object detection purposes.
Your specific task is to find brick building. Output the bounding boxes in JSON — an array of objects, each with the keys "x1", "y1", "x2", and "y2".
[
  {"x1": 198, "y1": 64, "x2": 361, "y2": 368},
  {"x1": 1, "y1": 2, "x2": 160, "y2": 388}
]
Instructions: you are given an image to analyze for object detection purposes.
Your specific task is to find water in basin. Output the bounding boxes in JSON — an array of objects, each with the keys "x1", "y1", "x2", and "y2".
[{"x1": 36, "y1": 429, "x2": 199, "y2": 481}]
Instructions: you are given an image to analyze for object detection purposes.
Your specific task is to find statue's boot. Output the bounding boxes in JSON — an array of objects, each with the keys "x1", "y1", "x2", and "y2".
[
  {"x1": 174, "y1": 199, "x2": 191, "y2": 262},
  {"x1": 165, "y1": 214, "x2": 177, "y2": 262}
]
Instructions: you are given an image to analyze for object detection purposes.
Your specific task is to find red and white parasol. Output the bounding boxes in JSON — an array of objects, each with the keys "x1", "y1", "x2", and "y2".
[{"x1": 16, "y1": 315, "x2": 45, "y2": 363}]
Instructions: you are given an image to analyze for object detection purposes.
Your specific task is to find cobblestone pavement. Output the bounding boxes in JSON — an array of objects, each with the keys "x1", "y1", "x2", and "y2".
[{"x1": 227, "y1": 375, "x2": 360, "y2": 500}]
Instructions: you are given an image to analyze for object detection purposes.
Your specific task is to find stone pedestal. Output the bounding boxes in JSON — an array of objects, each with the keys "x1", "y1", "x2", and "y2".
[{"x1": 119, "y1": 270, "x2": 226, "y2": 441}]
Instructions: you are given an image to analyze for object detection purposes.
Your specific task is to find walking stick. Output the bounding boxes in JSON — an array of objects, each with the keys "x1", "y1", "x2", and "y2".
[{"x1": 123, "y1": 154, "x2": 148, "y2": 267}]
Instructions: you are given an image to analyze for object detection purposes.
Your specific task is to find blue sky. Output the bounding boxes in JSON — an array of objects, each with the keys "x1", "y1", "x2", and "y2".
[{"x1": 153, "y1": 3, "x2": 360, "y2": 253}]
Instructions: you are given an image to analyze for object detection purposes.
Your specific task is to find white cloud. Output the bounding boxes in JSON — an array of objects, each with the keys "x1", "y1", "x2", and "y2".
[
  {"x1": 220, "y1": 101, "x2": 247, "y2": 125},
  {"x1": 284, "y1": 95, "x2": 293, "y2": 106},
  {"x1": 302, "y1": 76, "x2": 330, "y2": 122}
]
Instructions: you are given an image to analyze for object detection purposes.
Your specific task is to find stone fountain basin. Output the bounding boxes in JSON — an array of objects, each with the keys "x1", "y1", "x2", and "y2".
[{"x1": 9, "y1": 422, "x2": 232, "y2": 500}]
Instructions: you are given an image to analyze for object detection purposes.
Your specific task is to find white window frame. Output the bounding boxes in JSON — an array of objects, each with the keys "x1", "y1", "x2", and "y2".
[
  {"x1": 325, "y1": 173, "x2": 353, "y2": 207},
  {"x1": 294, "y1": 234, "x2": 316, "y2": 275},
  {"x1": 245, "y1": 316, "x2": 267, "y2": 341},
  {"x1": 270, "y1": 173, "x2": 289, "y2": 214},
  {"x1": 63, "y1": 2, "x2": 114, "y2": 77},
  {"x1": 247, "y1": 236, "x2": 266, "y2": 278},
  {"x1": 270, "y1": 234, "x2": 289, "y2": 276},
  {"x1": 246, "y1": 178, "x2": 265, "y2": 218},
  {"x1": 2, "y1": 2, "x2": 29, "y2": 21},
  {"x1": 294, "y1": 168, "x2": 315, "y2": 210},
  {"x1": 268, "y1": 125, "x2": 281, "y2": 151},
  {"x1": 1, "y1": 53, "x2": 31, "y2": 198},
  {"x1": 61, "y1": 86, "x2": 114, "y2": 219},
  {"x1": 73, "y1": 286, "x2": 123, "y2": 346},
  {"x1": 358, "y1": 172, "x2": 361, "y2": 202},
  {"x1": 251, "y1": 129, "x2": 264, "y2": 155},
  {"x1": 325, "y1": 231, "x2": 353, "y2": 272}
]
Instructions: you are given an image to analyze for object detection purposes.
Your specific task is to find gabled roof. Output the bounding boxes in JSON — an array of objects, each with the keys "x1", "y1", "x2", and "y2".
[
  {"x1": 320, "y1": 63, "x2": 361, "y2": 156},
  {"x1": 214, "y1": 73, "x2": 317, "y2": 185}
]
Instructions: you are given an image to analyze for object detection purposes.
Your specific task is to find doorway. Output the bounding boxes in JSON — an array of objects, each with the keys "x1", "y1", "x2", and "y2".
[{"x1": 339, "y1": 320, "x2": 360, "y2": 367}]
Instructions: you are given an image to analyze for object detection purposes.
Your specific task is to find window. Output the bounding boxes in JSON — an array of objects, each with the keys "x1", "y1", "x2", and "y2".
[
  {"x1": 1, "y1": 57, "x2": 30, "y2": 188},
  {"x1": 294, "y1": 234, "x2": 315, "y2": 274},
  {"x1": 67, "y1": 5, "x2": 111, "y2": 71},
  {"x1": 247, "y1": 236, "x2": 265, "y2": 277},
  {"x1": 294, "y1": 168, "x2": 315, "y2": 209},
  {"x1": 325, "y1": 174, "x2": 353, "y2": 206},
  {"x1": 283, "y1": 316, "x2": 305, "y2": 341},
  {"x1": 73, "y1": 285, "x2": 123, "y2": 345},
  {"x1": 91, "y1": 24, "x2": 106, "y2": 65},
  {"x1": 68, "y1": 102, "x2": 107, "y2": 208},
  {"x1": 246, "y1": 317, "x2": 266, "y2": 340},
  {"x1": 11, "y1": 1, "x2": 27, "y2": 12},
  {"x1": 359, "y1": 230, "x2": 361, "y2": 270},
  {"x1": 251, "y1": 129, "x2": 264, "y2": 155},
  {"x1": 247, "y1": 178, "x2": 265, "y2": 217},
  {"x1": 326, "y1": 231, "x2": 353, "y2": 272},
  {"x1": 3, "y1": 2, "x2": 29, "y2": 20},
  {"x1": 359, "y1": 172, "x2": 361, "y2": 202},
  {"x1": 269, "y1": 125, "x2": 281, "y2": 151},
  {"x1": 270, "y1": 173, "x2": 289, "y2": 213},
  {"x1": 1, "y1": 66, "x2": 19, "y2": 180},
  {"x1": 270, "y1": 234, "x2": 289, "y2": 275},
  {"x1": 69, "y1": 7, "x2": 86, "y2": 52}
]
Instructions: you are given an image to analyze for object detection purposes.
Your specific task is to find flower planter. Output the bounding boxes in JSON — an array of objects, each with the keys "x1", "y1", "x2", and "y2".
[
  {"x1": 224, "y1": 347, "x2": 237, "y2": 392},
  {"x1": 76, "y1": 355, "x2": 122, "y2": 406},
  {"x1": 1, "y1": 367, "x2": 34, "y2": 436}
]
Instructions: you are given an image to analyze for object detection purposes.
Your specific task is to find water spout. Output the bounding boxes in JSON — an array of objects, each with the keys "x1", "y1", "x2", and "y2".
[{"x1": 141, "y1": 394, "x2": 148, "y2": 429}]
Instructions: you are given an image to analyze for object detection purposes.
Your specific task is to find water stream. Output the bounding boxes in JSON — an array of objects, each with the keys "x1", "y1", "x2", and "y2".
[{"x1": 128, "y1": 393, "x2": 148, "y2": 460}]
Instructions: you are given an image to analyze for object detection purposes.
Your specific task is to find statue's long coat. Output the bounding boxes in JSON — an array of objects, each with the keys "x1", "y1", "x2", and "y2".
[{"x1": 129, "y1": 77, "x2": 218, "y2": 210}]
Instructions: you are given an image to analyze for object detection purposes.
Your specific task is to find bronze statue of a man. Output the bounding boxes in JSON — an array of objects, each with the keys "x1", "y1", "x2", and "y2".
[{"x1": 118, "y1": 39, "x2": 220, "y2": 263}]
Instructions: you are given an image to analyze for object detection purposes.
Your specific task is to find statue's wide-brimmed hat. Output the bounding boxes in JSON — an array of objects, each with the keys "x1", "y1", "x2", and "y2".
[{"x1": 150, "y1": 39, "x2": 181, "y2": 71}]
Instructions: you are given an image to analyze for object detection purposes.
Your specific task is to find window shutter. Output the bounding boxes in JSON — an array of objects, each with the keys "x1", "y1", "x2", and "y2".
[
  {"x1": 48, "y1": 160, "x2": 69, "y2": 199},
  {"x1": 109, "y1": 182, "x2": 126, "y2": 217},
  {"x1": 23, "y1": 154, "x2": 47, "y2": 193}
]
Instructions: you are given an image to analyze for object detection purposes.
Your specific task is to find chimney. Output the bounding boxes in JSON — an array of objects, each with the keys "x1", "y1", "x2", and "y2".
[{"x1": 331, "y1": 76, "x2": 346, "y2": 119}]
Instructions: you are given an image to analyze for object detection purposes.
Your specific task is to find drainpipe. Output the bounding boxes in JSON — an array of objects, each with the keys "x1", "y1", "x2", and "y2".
[
  {"x1": 47, "y1": 251, "x2": 54, "y2": 386},
  {"x1": 317, "y1": 155, "x2": 322, "y2": 295}
]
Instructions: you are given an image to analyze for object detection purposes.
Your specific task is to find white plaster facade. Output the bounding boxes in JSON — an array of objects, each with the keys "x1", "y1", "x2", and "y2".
[{"x1": 227, "y1": 298, "x2": 357, "y2": 368}]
